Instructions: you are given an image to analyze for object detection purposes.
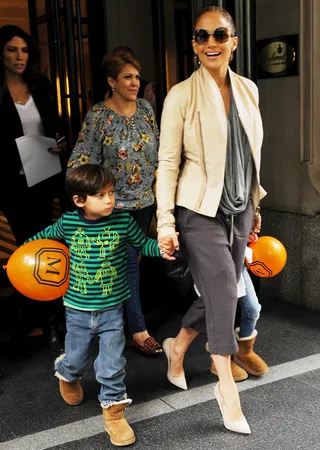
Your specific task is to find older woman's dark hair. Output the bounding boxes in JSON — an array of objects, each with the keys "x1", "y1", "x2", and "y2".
[
  {"x1": 102, "y1": 51, "x2": 141, "y2": 87},
  {"x1": 0, "y1": 25, "x2": 40, "y2": 85},
  {"x1": 112, "y1": 46, "x2": 135, "y2": 57}
]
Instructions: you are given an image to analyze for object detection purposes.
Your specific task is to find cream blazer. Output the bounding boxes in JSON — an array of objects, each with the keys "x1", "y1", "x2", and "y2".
[{"x1": 156, "y1": 65, "x2": 265, "y2": 238}]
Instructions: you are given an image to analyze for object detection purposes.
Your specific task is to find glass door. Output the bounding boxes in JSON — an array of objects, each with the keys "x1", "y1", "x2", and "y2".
[{"x1": 28, "y1": 0, "x2": 106, "y2": 146}]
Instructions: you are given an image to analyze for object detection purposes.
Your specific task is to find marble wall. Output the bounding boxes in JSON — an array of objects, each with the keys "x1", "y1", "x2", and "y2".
[{"x1": 260, "y1": 209, "x2": 320, "y2": 314}]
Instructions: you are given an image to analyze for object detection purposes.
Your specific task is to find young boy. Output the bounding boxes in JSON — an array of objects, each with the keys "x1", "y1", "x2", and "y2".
[{"x1": 25, "y1": 164, "x2": 174, "y2": 447}]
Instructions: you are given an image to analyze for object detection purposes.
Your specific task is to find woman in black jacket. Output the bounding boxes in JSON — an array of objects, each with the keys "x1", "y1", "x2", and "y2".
[
  {"x1": 0, "y1": 25, "x2": 65, "y2": 244},
  {"x1": 0, "y1": 25, "x2": 65, "y2": 353}
]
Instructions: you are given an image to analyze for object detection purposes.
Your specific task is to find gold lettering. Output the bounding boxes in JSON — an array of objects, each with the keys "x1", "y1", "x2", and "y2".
[{"x1": 263, "y1": 51, "x2": 287, "y2": 68}]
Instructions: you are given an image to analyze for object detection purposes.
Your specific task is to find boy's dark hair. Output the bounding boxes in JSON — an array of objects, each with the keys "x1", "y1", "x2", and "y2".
[{"x1": 66, "y1": 164, "x2": 116, "y2": 209}]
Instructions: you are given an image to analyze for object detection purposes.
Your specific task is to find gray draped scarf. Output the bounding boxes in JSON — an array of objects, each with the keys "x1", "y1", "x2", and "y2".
[{"x1": 219, "y1": 89, "x2": 253, "y2": 216}]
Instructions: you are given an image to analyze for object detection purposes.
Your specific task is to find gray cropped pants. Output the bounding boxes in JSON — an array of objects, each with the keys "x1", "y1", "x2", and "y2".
[{"x1": 175, "y1": 202, "x2": 253, "y2": 355}]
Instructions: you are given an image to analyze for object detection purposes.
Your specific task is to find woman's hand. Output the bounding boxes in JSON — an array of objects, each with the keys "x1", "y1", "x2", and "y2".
[{"x1": 48, "y1": 134, "x2": 67, "y2": 155}]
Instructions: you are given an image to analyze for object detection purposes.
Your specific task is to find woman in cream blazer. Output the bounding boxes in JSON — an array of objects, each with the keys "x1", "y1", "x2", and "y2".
[{"x1": 157, "y1": 6, "x2": 265, "y2": 435}]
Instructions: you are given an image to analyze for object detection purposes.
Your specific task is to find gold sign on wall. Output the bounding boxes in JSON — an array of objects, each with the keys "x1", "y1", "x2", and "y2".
[
  {"x1": 259, "y1": 42, "x2": 295, "y2": 73},
  {"x1": 257, "y1": 35, "x2": 299, "y2": 79}
]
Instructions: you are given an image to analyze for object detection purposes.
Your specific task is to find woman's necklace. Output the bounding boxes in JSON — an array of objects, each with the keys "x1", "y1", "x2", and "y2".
[
  {"x1": 217, "y1": 81, "x2": 227, "y2": 92},
  {"x1": 8, "y1": 84, "x2": 25, "y2": 104},
  {"x1": 213, "y1": 75, "x2": 229, "y2": 92}
]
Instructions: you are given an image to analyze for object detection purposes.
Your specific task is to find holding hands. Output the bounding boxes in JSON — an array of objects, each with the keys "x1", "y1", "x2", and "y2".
[{"x1": 158, "y1": 232, "x2": 180, "y2": 261}]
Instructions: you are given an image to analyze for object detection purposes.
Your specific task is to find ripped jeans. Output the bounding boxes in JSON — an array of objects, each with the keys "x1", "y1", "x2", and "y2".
[{"x1": 238, "y1": 265, "x2": 261, "y2": 338}]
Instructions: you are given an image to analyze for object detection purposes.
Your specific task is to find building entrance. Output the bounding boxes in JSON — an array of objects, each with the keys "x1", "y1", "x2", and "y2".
[{"x1": 28, "y1": 0, "x2": 106, "y2": 145}]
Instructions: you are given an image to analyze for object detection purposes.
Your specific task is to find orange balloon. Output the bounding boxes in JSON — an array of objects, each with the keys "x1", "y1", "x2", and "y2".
[
  {"x1": 4, "y1": 239, "x2": 70, "y2": 301},
  {"x1": 247, "y1": 236, "x2": 287, "y2": 278}
]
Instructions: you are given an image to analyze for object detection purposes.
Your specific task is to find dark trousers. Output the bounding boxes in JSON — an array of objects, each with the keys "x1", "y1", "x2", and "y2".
[
  {"x1": 176, "y1": 202, "x2": 253, "y2": 355},
  {"x1": 125, "y1": 205, "x2": 154, "y2": 335},
  {"x1": 0, "y1": 174, "x2": 64, "y2": 332},
  {"x1": 0, "y1": 174, "x2": 59, "y2": 245}
]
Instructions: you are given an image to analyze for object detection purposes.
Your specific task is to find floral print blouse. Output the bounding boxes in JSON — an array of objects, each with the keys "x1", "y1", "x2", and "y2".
[{"x1": 68, "y1": 98, "x2": 159, "y2": 210}]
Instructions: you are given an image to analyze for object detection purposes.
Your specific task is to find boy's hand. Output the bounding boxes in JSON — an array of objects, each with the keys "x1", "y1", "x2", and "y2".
[
  {"x1": 158, "y1": 233, "x2": 179, "y2": 260},
  {"x1": 248, "y1": 231, "x2": 259, "y2": 243},
  {"x1": 253, "y1": 214, "x2": 262, "y2": 234},
  {"x1": 248, "y1": 211, "x2": 262, "y2": 243}
]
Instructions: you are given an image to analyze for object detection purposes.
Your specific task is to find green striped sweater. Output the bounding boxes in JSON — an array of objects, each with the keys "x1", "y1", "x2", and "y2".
[{"x1": 26, "y1": 209, "x2": 161, "y2": 311}]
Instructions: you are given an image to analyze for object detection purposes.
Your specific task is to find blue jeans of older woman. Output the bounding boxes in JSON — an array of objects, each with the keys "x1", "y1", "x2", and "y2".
[
  {"x1": 126, "y1": 205, "x2": 154, "y2": 335},
  {"x1": 238, "y1": 265, "x2": 261, "y2": 338}
]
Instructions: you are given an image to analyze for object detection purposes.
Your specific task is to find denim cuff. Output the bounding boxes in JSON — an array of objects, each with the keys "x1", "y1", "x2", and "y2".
[
  {"x1": 101, "y1": 398, "x2": 132, "y2": 409},
  {"x1": 54, "y1": 354, "x2": 81, "y2": 383}
]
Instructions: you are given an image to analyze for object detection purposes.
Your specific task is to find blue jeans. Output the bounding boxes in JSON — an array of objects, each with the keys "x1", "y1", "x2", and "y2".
[
  {"x1": 126, "y1": 205, "x2": 153, "y2": 335},
  {"x1": 55, "y1": 305, "x2": 130, "y2": 408},
  {"x1": 238, "y1": 265, "x2": 261, "y2": 338}
]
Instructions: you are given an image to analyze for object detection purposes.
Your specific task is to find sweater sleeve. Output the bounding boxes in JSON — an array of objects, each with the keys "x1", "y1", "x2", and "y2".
[
  {"x1": 156, "y1": 84, "x2": 186, "y2": 238},
  {"x1": 24, "y1": 216, "x2": 66, "y2": 244},
  {"x1": 127, "y1": 215, "x2": 161, "y2": 257}
]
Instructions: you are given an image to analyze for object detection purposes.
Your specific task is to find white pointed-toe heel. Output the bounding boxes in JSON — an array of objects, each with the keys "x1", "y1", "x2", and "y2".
[
  {"x1": 214, "y1": 382, "x2": 251, "y2": 434},
  {"x1": 162, "y1": 338, "x2": 188, "y2": 390}
]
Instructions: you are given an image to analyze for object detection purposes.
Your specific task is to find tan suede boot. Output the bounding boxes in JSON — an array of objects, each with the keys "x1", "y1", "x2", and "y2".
[
  {"x1": 205, "y1": 342, "x2": 248, "y2": 381},
  {"x1": 59, "y1": 379, "x2": 84, "y2": 405},
  {"x1": 233, "y1": 328, "x2": 269, "y2": 376},
  {"x1": 102, "y1": 403, "x2": 136, "y2": 446}
]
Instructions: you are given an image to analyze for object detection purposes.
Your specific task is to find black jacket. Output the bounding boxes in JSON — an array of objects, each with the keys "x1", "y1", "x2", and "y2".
[{"x1": 0, "y1": 76, "x2": 59, "y2": 187}]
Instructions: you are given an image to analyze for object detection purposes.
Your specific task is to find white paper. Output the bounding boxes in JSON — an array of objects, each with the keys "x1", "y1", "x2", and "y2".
[{"x1": 15, "y1": 136, "x2": 62, "y2": 187}]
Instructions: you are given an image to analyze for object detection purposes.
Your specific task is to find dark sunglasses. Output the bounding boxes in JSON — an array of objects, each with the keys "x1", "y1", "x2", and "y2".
[{"x1": 193, "y1": 27, "x2": 235, "y2": 44}]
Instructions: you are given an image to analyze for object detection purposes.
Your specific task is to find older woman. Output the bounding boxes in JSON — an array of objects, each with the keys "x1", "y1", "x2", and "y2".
[
  {"x1": 157, "y1": 6, "x2": 265, "y2": 434},
  {"x1": 67, "y1": 51, "x2": 162, "y2": 355}
]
